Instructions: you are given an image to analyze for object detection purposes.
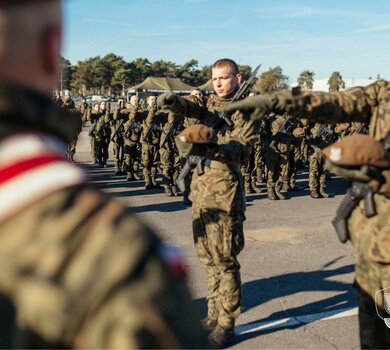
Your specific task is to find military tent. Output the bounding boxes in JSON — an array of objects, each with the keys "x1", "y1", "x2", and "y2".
[
  {"x1": 128, "y1": 77, "x2": 195, "y2": 94},
  {"x1": 198, "y1": 79, "x2": 214, "y2": 92}
]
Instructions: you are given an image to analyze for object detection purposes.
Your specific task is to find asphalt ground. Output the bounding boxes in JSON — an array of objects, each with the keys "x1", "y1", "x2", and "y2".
[{"x1": 75, "y1": 129, "x2": 359, "y2": 349}]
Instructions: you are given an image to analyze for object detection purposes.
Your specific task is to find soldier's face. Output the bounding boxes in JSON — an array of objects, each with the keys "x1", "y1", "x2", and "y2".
[
  {"x1": 212, "y1": 66, "x2": 242, "y2": 98},
  {"x1": 191, "y1": 90, "x2": 202, "y2": 99},
  {"x1": 147, "y1": 96, "x2": 157, "y2": 107},
  {"x1": 130, "y1": 96, "x2": 139, "y2": 107}
]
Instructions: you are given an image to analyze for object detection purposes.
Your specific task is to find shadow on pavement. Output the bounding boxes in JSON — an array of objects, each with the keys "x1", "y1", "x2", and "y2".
[{"x1": 194, "y1": 262, "x2": 355, "y2": 345}]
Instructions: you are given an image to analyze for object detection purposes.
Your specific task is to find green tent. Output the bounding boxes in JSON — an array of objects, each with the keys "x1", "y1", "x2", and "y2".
[
  {"x1": 128, "y1": 77, "x2": 195, "y2": 94},
  {"x1": 198, "y1": 79, "x2": 214, "y2": 92}
]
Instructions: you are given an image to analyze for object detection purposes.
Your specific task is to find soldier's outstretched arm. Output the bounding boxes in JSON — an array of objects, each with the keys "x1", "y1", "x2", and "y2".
[
  {"x1": 158, "y1": 93, "x2": 203, "y2": 119},
  {"x1": 224, "y1": 80, "x2": 385, "y2": 124}
]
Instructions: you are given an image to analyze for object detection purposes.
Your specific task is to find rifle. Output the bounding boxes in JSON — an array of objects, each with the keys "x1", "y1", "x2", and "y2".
[
  {"x1": 161, "y1": 120, "x2": 180, "y2": 147},
  {"x1": 332, "y1": 130, "x2": 390, "y2": 243},
  {"x1": 110, "y1": 119, "x2": 125, "y2": 142},
  {"x1": 176, "y1": 63, "x2": 261, "y2": 193},
  {"x1": 269, "y1": 116, "x2": 296, "y2": 152},
  {"x1": 123, "y1": 120, "x2": 141, "y2": 139},
  {"x1": 355, "y1": 123, "x2": 369, "y2": 135},
  {"x1": 311, "y1": 124, "x2": 335, "y2": 147},
  {"x1": 141, "y1": 123, "x2": 160, "y2": 143},
  {"x1": 332, "y1": 182, "x2": 376, "y2": 243}
]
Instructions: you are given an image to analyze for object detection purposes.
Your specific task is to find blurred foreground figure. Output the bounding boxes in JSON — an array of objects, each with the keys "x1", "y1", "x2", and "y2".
[{"x1": 0, "y1": 0, "x2": 207, "y2": 348}]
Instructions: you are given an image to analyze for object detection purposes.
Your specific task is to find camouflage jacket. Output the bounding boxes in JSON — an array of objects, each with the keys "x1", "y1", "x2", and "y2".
[
  {"x1": 0, "y1": 81, "x2": 207, "y2": 349},
  {"x1": 171, "y1": 91, "x2": 255, "y2": 214}
]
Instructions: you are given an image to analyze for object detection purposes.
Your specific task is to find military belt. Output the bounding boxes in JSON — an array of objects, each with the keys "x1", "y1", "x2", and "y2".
[{"x1": 204, "y1": 159, "x2": 240, "y2": 172}]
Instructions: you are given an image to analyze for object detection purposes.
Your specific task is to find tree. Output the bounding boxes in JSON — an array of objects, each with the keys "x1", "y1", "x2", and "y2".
[
  {"x1": 297, "y1": 70, "x2": 315, "y2": 91},
  {"x1": 255, "y1": 66, "x2": 289, "y2": 93},
  {"x1": 327, "y1": 72, "x2": 345, "y2": 92},
  {"x1": 59, "y1": 57, "x2": 74, "y2": 95}
]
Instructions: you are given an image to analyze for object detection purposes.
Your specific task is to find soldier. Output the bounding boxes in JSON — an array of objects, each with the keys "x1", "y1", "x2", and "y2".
[
  {"x1": 123, "y1": 99, "x2": 143, "y2": 181},
  {"x1": 225, "y1": 80, "x2": 390, "y2": 349},
  {"x1": 141, "y1": 95, "x2": 162, "y2": 190},
  {"x1": 88, "y1": 103, "x2": 104, "y2": 164},
  {"x1": 111, "y1": 99, "x2": 127, "y2": 175},
  {"x1": 158, "y1": 58, "x2": 254, "y2": 348},
  {"x1": 60, "y1": 97, "x2": 82, "y2": 163},
  {"x1": 0, "y1": 1, "x2": 208, "y2": 348},
  {"x1": 307, "y1": 122, "x2": 334, "y2": 198},
  {"x1": 159, "y1": 111, "x2": 183, "y2": 196}
]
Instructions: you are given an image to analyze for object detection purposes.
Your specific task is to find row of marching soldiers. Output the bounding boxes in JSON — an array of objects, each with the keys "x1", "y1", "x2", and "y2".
[{"x1": 58, "y1": 91, "x2": 368, "y2": 203}]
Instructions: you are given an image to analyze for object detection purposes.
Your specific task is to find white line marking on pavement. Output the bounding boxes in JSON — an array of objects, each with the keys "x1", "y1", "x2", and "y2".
[{"x1": 236, "y1": 307, "x2": 358, "y2": 335}]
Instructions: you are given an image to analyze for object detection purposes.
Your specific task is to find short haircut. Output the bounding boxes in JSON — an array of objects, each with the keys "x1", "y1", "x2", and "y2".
[{"x1": 212, "y1": 59, "x2": 239, "y2": 75}]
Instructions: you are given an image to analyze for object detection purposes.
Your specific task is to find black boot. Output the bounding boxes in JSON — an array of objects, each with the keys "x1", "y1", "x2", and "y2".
[
  {"x1": 319, "y1": 189, "x2": 330, "y2": 198},
  {"x1": 164, "y1": 185, "x2": 174, "y2": 197},
  {"x1": 275, "y1": 189, "x2": 286, "y2": 200},
  {"x1": 208, "y1": 325, "x2": 235, "y2": 349},
  {"x1": 182, "y1": 195, "x2": 192, "y2": 206},
  {"x1": 267, "y1": 188, "x2": 277, "y2": 200},
  {"x1": 201, "y1": 317, "x2": 217, "y2": 334},
  {"x1": 126, "y1": 172, "x2": 134, "y2": 181},
  {"x1": 171, "y1": 185, "x2": 180, "y2": 196},
  {"x1": 310, "y1": 189, "x2": 320, "y2": 199},
  {"x1": 245, "y1": 183, "x2": 255, "y2": 194},
  {"x1": 252, "y1": 182, "x2": 263, "y2": 193}
]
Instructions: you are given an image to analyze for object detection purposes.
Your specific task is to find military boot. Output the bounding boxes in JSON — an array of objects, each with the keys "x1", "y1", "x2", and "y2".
[
  {"x1": 126, "y1": 172, "x2": 134, "y2": 181},
  {"x1": 171, "y1": 185, "x2": 179, "y2": 196},
  {"x1": 310, "y1": 189, "x2": 320, "y2": 199},
  {"x1": 319, "y1": 189, "x2": 330, "y2": 198},
  {"x1": 163, "y1": 185, "x2": 174, "y2": 197},
  {"x1": 245, "y1": 182, "x2": 255, "y2": 194},
  {"x1": 252, "y1": 182, "x2": 263, "y2": 193},
  {"x1": 281, "y1": 182, "x2": 291, "y2": 193},
  {"x1": 151, "y1": 167, "x2": 161, "y2": 189},
  {"x1": 275, "y1": 188, "x2": 286, "y2": 200},
  {"x1": 133, "y1": 172, "x2": 141, "y2": 181},
  {"x1": 267, "y1": 188, "x2": 277, "y2": 200},
  {"x1": 115, "y1": 167, "x2": 121, "y2": 175},
  {"x1": 145, "y1": 176, "x2": 153, "y2": 190},
  {"x1": 201, "y1": 317, "x2": 217, "y2": 334},
  {"x1": 208, "y1": 325, "x2": 235, "y2": 349},
  {"x1": 182, "y1": 195, "x2": 192, "y2": 206}
]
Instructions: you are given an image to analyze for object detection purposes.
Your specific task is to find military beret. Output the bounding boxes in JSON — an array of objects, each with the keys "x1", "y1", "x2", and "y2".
[
  {"x1": 176, "y1": 124, "x2": 217, "y2": 144},
  {"x1": 322, "y1": 134, "x2": 390, "y2": 169},
  {"x1": 292, "y1": 127, "x2": 305, "y2": 137}
]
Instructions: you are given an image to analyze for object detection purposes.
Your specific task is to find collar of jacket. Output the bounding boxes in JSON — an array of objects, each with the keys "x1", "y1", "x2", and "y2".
[{"x1": 0, "y1": 80, "x2": 81, "y2": 144}]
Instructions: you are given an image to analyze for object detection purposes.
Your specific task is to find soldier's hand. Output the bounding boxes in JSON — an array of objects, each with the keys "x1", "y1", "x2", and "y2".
[
  {"x1": 223, "y1": 95, "x2": 274, "y2": 120},
  {"x1": 157, "y1": 93, "x2": 179, "y2": 110}
]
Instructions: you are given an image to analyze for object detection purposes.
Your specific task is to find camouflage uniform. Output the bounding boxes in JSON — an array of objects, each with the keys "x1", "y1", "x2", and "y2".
[
  {"x1": 88, "y1": 106, "x2": 104, "y2": 164},
  {"x1": 111, "y1": 106, "x2": 127, "y2": 174},
  {"x1": 261, "y1": 80, "x2": 390, "y2": 348},
  {"x1": 141, "y1": 105, "x2": 162, "y2": 189},
  {"x1": 0, "y1": 81, "x2": 208, "y2": 349},
  {"x1": 94, "y1": 113, "x2": 111, "y2": 168},
  {"x1": 123, "y1": 105, "x2": 143, "y2": 181},
  {"x1": 161, "y1": 91, "x2": 254, "y2": 331},
  {"x1": 159, "y1": 112, "x2": 183, "y2": 196}
]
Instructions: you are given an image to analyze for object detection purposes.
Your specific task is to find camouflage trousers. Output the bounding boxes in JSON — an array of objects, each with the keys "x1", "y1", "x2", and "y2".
[
  {"x1": 264, "y1": 148, "x2": 287, "y2": 190},
  {"x1": 160, "y1": 145, "x2": 180, "y2": 186},
  {"x1": 193, "y1": 209, "x2": 245, "y2": 329},
  {"x1": 308, "y1": 148, "x2": 327, "y2": 191},
  {"x1": 112, "y1": 141, "x2": 124, "y2": 171},
  {"x1": 123, "y1": 143, "x2": 140, "y2": 175},
  {"x1": 141, "y1": 144, "x2": 160, "y2": 180},
  {"x1": 355, "y1": 254, "x2": 390, "y2": 349}
]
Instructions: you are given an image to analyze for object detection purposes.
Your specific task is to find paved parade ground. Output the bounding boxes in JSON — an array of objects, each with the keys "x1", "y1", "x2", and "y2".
[{"x1": 76, "y1": 129, "x2": 359, "y2": 349}]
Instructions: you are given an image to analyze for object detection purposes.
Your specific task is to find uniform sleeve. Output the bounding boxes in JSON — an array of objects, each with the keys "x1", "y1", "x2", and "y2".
[
  {"x1": 273, "y1": 80, "x2": 385, "y2": 124},
  {"x1": 0, "y1": 185, "x2": 208, "y2": 349},
  {"x1": 196, "y1": 112, "x2": 255, "y2": 165}
]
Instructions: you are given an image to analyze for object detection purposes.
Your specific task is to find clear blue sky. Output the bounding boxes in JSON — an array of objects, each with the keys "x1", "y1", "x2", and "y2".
[{"x1": 63, "y1": 0, "x2": 390, "y2": 83}]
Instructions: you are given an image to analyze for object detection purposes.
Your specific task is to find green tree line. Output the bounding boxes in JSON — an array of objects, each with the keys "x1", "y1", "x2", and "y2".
[{"x1": 60, "y1": 54, "x2": 347, "y2": 96}]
